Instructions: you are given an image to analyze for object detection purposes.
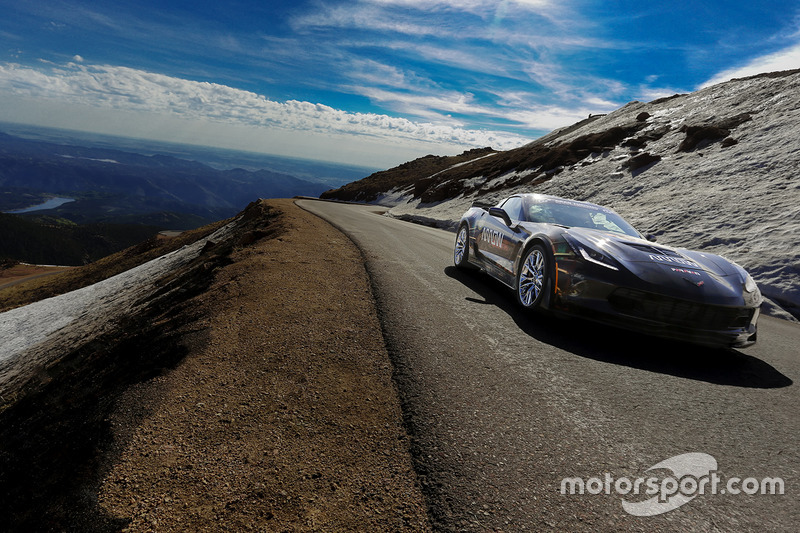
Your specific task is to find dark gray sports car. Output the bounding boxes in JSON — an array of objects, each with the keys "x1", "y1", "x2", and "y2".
[{"x1": 454, "y1": 193, "x2": 762, "y2": 348}]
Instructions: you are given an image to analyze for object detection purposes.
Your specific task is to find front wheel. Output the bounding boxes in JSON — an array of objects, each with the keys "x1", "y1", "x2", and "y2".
[
  {"x1": 454, "y1": 224, "x2": 470, "y2": 268},
  {"x1": 516, "y1": 244, "x2": 548, "y2": 309}
]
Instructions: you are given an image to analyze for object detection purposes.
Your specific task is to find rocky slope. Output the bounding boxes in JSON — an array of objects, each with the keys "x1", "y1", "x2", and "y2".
[
  {"x1": 322, "y1": 69, "x2": 800, "y2": 319},
  {"x1": 320, "y1": 147, "x2": 497, "y2": 203}
]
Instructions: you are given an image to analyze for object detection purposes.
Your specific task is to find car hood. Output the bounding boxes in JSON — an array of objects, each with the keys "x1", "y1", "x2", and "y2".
[
  {"x1": 565, "y1": 228, "x2": 734, "y2": 274},
  {"x1": 562, "y1": 228, "x2": 757, "y2": 305}
]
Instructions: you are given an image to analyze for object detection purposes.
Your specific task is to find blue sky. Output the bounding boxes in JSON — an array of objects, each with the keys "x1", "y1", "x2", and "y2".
[{"x1": 1, "y1": 0, "x2": 799, "y2": 167}]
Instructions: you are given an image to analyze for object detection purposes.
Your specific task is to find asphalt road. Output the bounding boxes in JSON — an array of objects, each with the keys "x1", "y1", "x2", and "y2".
[{"x1": 298, "y1": 199, "x2": 799, "y2": 532}]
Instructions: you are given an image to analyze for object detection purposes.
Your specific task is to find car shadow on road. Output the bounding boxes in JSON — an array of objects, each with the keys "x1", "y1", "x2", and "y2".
[{"x1": 445, "y1": 267, "x2": 792, "y2": 389}]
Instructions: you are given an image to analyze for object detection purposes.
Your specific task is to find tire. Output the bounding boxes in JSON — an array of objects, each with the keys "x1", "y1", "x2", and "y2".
[
  {"x1": 516, "y1": 244, "x2": 548, "y2": 309},
  {"x1": 454, "y1": 224, "x2": 470, "y2": 268}
]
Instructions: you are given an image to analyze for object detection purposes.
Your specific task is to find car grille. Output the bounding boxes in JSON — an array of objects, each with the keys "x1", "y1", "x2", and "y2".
[{"x1": 608, "y1": 288, "x2": 754, "y2": 330}]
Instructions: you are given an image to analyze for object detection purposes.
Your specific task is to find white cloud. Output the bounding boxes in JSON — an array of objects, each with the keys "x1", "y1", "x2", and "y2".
[
  {"x1": 365, "y1": 0, "x2": 556, "y2": 12},
  {"x1": 405, "y1": 43, "x2": 512, "y2": 77},
  {"x1": 498, "y1": 104, "x2": 606, "y2": 131},
  {"x1": 351, "y1": 82, "x2": 620, "y2": 132},
  {"x1": 345, "y1": 58, "x2": 421, "y2": 90},
  {"x1": 287, "y1": 0, "x2": 613, "y2": 126},
  {"x1": 293, "y1": 0, "x2": 571, "y2": 41},
  {"x1": 291, "y1": 3, "x2": 443, "y2": 37},
  {"x1": 351, "y1": 85, "x2": 484, "y2": 121},
  {"x1": 0, "y1": 61, "x2": 530, "y2": 164},
  {"x1": 365, "y1": 0, "x2": 567, "y2": 24},
  {"x1": 700, "y1": 42, "x2": 800, "y2": 88}
]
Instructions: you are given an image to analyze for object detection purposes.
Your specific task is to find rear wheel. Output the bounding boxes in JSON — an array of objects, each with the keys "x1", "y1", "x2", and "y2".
[
  {"x1": 516, "y1": 244, "x2": 548, "y2": 309},
  {"x1": 454, "y1": 224, "x2": 470, "y2": 268}
]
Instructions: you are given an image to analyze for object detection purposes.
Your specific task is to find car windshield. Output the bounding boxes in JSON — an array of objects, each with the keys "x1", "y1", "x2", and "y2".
[{"x1": 523, "y1": 198, "x2": 641, "y2": 238}]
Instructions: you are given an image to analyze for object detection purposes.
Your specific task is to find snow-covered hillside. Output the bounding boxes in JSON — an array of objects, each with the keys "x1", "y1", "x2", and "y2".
[{"x1": 366, "y1": 71, "x2": 800, "y2": 319}]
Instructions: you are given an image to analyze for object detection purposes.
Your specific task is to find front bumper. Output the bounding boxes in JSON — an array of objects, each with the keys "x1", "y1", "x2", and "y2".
[{"x1": 552, "y1": 261, "x2": 760, "y2": 348}]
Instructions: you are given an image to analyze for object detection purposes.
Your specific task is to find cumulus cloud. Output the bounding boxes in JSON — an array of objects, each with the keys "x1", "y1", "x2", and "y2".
[
  {"x1": 700, "y1": 42, "x2": 800, "y2": 88},
  {"x1": 0, "y1": 61, "x2": 529, "y2": 151}
]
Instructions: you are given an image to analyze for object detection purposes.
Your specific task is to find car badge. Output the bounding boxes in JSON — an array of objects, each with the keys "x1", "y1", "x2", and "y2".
[{"x1": 683, "y1": 277, "x2": 704, "y2": 287}]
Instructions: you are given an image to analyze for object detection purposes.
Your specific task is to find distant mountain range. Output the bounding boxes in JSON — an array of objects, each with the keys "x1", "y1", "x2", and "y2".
[
  {"x1": 0, "y1": 128, "x2": 360, "y2": 265},
  {"x1": 0, "y1": 130, "x2": 330, "y2": 226}
]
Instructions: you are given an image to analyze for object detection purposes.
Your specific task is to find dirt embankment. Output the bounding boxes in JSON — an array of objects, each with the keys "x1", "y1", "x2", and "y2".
[{"x1": 0, "y1": 199, "x2": 430, "y2": 531}]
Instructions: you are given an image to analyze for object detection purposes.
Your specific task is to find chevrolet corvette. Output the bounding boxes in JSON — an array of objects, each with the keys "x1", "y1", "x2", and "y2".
[{"x1": 454, "y1": 193, "x2": 761, "y2": 348}]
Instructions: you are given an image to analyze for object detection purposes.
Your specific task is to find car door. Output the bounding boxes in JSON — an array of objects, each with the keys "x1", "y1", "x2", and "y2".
[{"x1": 476, "y1": 196, "x2": 525, "y2": 285}]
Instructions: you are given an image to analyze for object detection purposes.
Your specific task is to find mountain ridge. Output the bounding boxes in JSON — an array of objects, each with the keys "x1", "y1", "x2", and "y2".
[{"x1": 0, "y1": 131, "x2": 330, "y2": 226}]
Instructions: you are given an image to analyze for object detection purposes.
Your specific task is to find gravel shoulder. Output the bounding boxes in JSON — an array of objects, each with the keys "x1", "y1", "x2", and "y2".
[{"x1": 98, "y1": 199, "x2": 430, "y2": 531}]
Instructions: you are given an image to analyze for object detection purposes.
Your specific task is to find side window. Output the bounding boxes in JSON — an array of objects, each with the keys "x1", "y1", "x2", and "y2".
[{"x1": 501, "y1": 197, "x2": 523, "y2": 221}]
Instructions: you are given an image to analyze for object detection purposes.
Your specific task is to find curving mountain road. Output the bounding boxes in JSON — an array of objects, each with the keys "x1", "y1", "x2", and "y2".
[{"x1": 297, "y1": 199, "x2": 799, "y2": 532}]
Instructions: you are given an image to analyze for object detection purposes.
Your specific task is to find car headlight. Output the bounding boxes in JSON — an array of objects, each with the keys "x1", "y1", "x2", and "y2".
[
  {"x1": 744, "y1": 273, "x2": 758, "y2": 294},
  {"x1": 564, "y1": 236, "x2": 619, "y2": 271}
]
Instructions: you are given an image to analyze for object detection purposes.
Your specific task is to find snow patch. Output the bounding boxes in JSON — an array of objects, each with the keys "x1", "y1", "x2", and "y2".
[{"x1": 0, "y1": 220, "x2": 238, "y2": 391}]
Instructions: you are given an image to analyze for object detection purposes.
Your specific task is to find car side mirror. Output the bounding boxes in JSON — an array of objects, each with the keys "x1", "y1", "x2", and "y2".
[
  {"x1": 645, "y1": 234, "x2": 657, "y2": 242},
  {"x1": 488, "y1": 207, "x2": 512, "y2": 226}
]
